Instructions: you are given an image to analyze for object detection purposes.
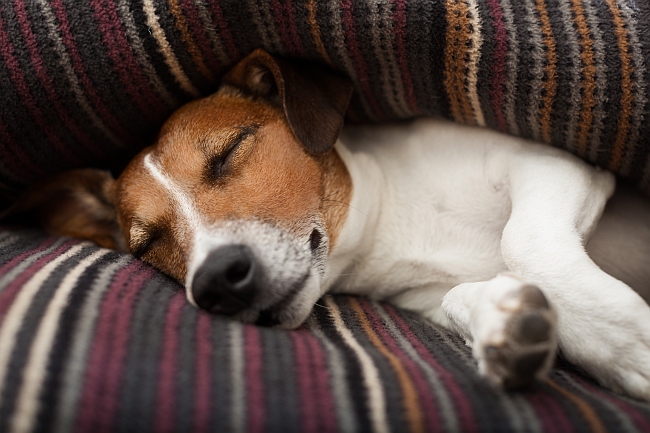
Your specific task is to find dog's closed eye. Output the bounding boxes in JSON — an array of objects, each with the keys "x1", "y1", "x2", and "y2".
[
  {"x1": 204, "y1": 126, "x2": 258, "y2": 184},
  {"x1": 130, "y1": 224, "x2": 163, "y2": 259}
]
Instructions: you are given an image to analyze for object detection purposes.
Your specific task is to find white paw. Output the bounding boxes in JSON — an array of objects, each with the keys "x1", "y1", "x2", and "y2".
[{"x1": 472, "y1": 274, "x2": 557, "y2": 389}]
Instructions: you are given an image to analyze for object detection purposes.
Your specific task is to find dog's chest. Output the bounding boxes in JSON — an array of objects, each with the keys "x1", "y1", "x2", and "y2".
[{"x1": 328, "y1": 119, "x2": 519, "y2": 299}]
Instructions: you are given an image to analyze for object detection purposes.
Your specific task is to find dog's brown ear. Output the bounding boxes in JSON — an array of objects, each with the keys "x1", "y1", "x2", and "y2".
[
  {"x1": 223, "y1": 49, "x2": 354, "y2": 154},
  {"x1": 1, "y1": 169, "x2": 124, "y2": 250}
]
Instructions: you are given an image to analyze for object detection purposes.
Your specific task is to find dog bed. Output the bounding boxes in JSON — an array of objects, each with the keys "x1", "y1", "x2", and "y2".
[{"x1": 1, "y1": 1, "x2": 649, "y2": 432}]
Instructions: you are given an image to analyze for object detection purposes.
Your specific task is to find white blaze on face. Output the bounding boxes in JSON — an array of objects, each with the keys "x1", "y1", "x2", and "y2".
[
  {"x1": 141, "y1": 152, "x2": 326, "y2": 325},
  {"x1": 142, "y1": 152, "x2": 213, "y2": 305}
]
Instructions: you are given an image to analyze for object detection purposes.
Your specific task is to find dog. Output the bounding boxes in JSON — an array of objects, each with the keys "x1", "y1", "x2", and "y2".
[{"x1": 6, "y1": 49, "x2": 650, "y2": 400}]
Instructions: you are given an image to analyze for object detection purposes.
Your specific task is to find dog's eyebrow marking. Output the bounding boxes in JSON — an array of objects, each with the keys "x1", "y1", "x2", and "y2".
[
  {"x1": 198, "y1": 125, "x2": 260, "y2": 154},
  {"x1": 143, "y1": 152, "x2": 202, "y2": 233}
]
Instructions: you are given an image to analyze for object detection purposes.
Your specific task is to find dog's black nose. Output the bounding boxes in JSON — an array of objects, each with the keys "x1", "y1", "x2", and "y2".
[{"x1": 191, "y1": 245, "x2": 258, "y2": 315}]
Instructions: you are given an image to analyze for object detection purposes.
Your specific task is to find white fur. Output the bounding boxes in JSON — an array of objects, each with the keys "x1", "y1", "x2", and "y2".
[{"x1": 325, "y1": 117, "x2": 650, "y2": 400}]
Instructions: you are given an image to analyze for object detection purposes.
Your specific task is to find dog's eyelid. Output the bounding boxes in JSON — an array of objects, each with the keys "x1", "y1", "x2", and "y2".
[
  {"x1": 129, "y1": 222, "x2": 163, "y2": 258},
  {"x1": 204, "y1": 125, "x2": 259, "y2": 183}
]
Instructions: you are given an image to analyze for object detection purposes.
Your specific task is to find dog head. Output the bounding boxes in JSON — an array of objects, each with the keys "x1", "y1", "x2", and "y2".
[{"x1": 6, "y1": 49, "x2": 354, "y2": 328}]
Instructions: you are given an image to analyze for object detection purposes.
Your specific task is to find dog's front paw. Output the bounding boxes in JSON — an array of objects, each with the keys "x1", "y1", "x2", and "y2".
[{"x1": 473, "y1": 278, "x2": 557, "y2": 390}]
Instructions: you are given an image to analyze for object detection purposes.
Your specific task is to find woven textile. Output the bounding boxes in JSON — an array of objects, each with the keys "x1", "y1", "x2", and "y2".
[
  {"x1": 1, "y1": 0, "x2": 650, "y2": 206},
  {"x1": 0, "y1": 229, "x2": 649, "y2": 433}
]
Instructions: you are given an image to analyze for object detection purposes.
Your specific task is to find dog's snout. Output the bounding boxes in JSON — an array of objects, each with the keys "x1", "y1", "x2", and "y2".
[{"x1": 192, "y1": 245, "x2": 259, "y2": 315}]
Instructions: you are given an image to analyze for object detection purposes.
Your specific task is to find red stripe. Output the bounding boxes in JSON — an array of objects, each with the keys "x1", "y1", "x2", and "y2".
[
  {"x1": 192, "y1": 312, "x2": 213, "y2": 433},
  {"x1": 391, "y1": 0, "x2": 420, "y2": 114},
  {"x1": 340, "y1": 0, "x2": 387, "y2": 120},
  {"x1": 271, "y1": 0, "x2": 306, "y2": 57},
  {"x1": 244, "y1": 325, "x2": 265, "y2": 433},
  {"x1": 290, "y1": 331, "x2": 318, "y2": 432},
  {"x1": 75, "y1": 262, "x2": 153, "y2": 433},
  {"x1": 206, "y1": 0, "x2": 239, "y2": 62},
  {"x1": 49, "y1": 0, "x2": 136, "y2": 144},
  {"x1": 0, "y1": 14, "x2": 81, "y2": 166},
  {"x1": 302, "y1": 330, "x2": 338, "y2": 432},
  {"x1": 13, "y1": 0, "x2": 107, "y2": 160},
  {"x1": 0, "y1": 239, "x2": 73, "y2": 319},
  {"x1": 570, "y1": 374, "x2": 650, "y2": 432},
  {"x1": 88, "y1": 0, "x2": 167, "y2": 123},
  {"x1": 487, "y1": 0, "x2": 508, "y2": 132},
  {"x1": 179, "y1": 0, "x2": 222, "y2": 73},
  {"x1": 384, "y1": 304, "x2": 479, "y2": 433},
  {"x1": 362, "y1": 300, "x2": 441, "y2": 432},
  {"x1": 527, "y1": 388, "x2": 575, "y2": 433},
  {"x1": 153, "y1": 294, "x2": 187, "y2": 433}
]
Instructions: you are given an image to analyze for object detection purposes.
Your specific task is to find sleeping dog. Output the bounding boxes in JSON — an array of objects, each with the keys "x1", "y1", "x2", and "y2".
[{"x1": 8, "y1": 49, "x2": 650, "y2": 400}]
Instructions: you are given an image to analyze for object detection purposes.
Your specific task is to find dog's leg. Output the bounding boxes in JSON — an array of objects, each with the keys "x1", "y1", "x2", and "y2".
[
  {"x1": 498, "y1": 154, "x2": 650, "y2": 400},
  {"x1": 442, "y1": 273, "x2": 557, "y2": 389}
]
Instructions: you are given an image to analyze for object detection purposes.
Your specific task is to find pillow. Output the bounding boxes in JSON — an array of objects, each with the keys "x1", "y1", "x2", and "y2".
[{"x1": 0, "y1": 0, "x2": 649, "y2": 209}]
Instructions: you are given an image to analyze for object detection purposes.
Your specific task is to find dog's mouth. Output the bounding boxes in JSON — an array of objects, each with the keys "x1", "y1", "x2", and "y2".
[{"x1": 254, "y1": 272, "x2": 310, "y2": 327}]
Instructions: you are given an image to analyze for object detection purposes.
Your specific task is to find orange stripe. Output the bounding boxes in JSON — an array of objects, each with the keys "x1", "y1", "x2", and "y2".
[
  {"x1": 306, "y1": 0, "x2": 333, "y2": 65},
  {"x1": 444, "y1": 0, "x2": 474, "y2": 124},
  {"x1": 535, "y1": 0, "x2": 557, "y2": 144},
  {"x1": 571, "y1": 0, "x2": 597, "y2": 157},
  {"x1": 168, "y1": 0, "x2": 214, "y2": 82},
  {"x1": 605, "y1": 0, "x2": 633, "y2": 172},
  {"x1": 349, "y1": 298, "x2": 425, "y2": 433},
  {"x1": 545, "y1": 379, "x2": 607, "y2": 433}
]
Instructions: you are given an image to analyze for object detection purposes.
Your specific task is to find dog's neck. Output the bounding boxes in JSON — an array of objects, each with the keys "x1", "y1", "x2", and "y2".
[{"x1": 323, "y1": 141, "x2": 384, "y2": 291}]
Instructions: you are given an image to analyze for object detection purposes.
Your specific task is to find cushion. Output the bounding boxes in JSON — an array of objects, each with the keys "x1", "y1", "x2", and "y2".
[
  {"x1": 1, "y1": 229, "x2": 650, "y2": 432},
  {"x1": 0, "y1": 0, "x2": 650, "y2": 208}
]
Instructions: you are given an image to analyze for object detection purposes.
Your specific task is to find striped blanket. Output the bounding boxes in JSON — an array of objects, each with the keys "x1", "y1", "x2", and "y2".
[
  {"x1": 0, "y1": 0, "x2": 649, "y2": 205},
  {"x1": 2, "y1": 0, "x2": 650, "y2": 431},
  {"x1": 1, "y1": 229, "x2": 650, "y2": 433}
]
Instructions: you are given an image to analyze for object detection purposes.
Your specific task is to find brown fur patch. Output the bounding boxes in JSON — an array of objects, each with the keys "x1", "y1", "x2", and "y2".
[{"x1": 113, "y1": 92, "x2": 352, "y2": 283}]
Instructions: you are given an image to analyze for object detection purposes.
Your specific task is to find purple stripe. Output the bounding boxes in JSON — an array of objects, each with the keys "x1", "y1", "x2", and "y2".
[
  {"x1": 75, "y1": 263, "x2": 153, "y2": 433},
  {"x1": 245, "y1": 325, "x2": 265, "y2": 433},
  {"x1": 528, "y1": 389, "x2": 574, "y2": 433},
  {"x1": 392, "y1": 0, "x2": 420, "y2": 114},
  {"x1": 0, "y1": 239, "x2": 73, "y2": 319},
  {"x1": 88, "y1": 0, "x2": 166, "y2": 123},
  {"x1": 153, "y1": 294, "x2": 186, "y2": 433},
  {"x1": 303, "y1": 331, "x2": 338, "y2": 431},
  {"x1": 384, "y1": 304, "x2": 479, "y2": 433},
  {"x1": 340, "y1": 0, "x2": 387, "y2": 121},
  {"x1": 193, "y1": 312, "x2": 213, "y2": 433},
  {"x1": 362, "y1": 300, "x2": 440, "y2": 431},
  {"x1": 179, "y1": 0, "x2": 222, "y2": 73},
  {"x1": 206, "y1": 0, "x2": 239, "y2": 61},
  {"x1": 13, "y1": 0, "x2": 107, "y2": 159},
  {"x1": 571, "y1": 374, "x2": 650, "y2": 432},
  {"x1": 487, "y1": 0, "x2": 509, "y2": 132},
  {"x1": 49, "y1": 0, "x2": 135, "y2": 144},
  {"x1": 271, "y1": 0, "x2": 306, "y2": 56},
  {"x1": 0, "y1": 14, "x2": 81, "y2": 165}
]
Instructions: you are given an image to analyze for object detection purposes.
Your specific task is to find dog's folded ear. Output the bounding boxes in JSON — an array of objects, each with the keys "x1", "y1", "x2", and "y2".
[
  {"x1": 223, "y1": 49, "x2": 354, "y2": 154},
  {"x1": 1, "y1": 169, "x2": 124, "y2": 250}
]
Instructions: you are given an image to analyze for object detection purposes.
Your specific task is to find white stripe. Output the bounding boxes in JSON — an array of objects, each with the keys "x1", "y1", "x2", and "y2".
[
  {"x1": 53, "y1": 256, "x2": 130, "y2": 433},
  {"x1": 142, "y1": 0, "x2": 200, "y2": 97},
  {"x1": 0, "y1": 244, "x2": 85, "y2": 412},
  {"x1": 9, "y1": 249, "x2": 109, "y2": 433},
  {"x1": 466, "y1": 0, "x2": 485, "y2": 126},
  {"x1": 229, "y1": 323, "x2": 246, "y2": 433},
  {"x1": 325, "y1": 296, "x2": 389, "y2": 433}
]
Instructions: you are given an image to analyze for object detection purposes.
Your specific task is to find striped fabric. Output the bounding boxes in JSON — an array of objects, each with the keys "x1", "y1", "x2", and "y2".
[
  {"x1": 1, "y1": 228, "x2": 650, "y2": 433},
  {"x1": 1, "y1": 0, "x2": 650, "y2": 208}
]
